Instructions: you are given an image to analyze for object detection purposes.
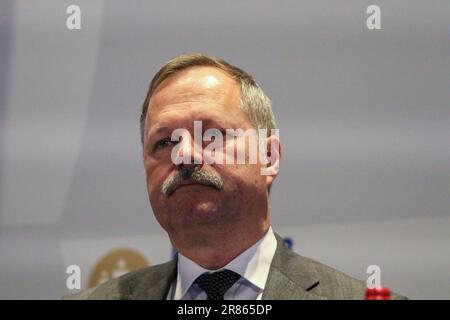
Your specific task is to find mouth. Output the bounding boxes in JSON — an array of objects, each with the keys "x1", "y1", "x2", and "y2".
[
  {"x1": 173, "y1": 181, "x2": 211, "y2": 192},
  {"x1": 176, "y1": 182, "x2": 200, "y2": 189}
]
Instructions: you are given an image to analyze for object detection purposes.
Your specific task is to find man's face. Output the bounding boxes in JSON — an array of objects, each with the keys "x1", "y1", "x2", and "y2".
[{"x1": 143, "y1": 67, "x2": 270, "y2": 241}]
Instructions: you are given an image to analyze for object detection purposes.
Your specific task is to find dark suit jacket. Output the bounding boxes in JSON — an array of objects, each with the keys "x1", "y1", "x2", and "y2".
[{"x1": 65, "y1": 234, "x2": 406, "y2": 300}]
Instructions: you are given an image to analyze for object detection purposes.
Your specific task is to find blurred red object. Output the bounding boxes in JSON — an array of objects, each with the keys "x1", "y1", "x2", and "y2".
[{"x1": 365, "y1": 287, "x2": 391, "y2": 300}]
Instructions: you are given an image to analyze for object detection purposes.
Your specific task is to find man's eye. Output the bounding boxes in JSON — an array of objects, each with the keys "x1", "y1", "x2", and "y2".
[{"x1": 154, "y1": 138, "x2": 173, "y2": 151}]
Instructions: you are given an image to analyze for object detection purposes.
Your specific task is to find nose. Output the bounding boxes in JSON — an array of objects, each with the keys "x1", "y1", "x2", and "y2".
[{"x1": 176, "y1": 131, "x2": 203, "y2": 168}]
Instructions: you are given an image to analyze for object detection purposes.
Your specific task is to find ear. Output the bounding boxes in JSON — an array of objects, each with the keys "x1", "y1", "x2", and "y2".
[{"x1": 261, "y1": 134, "x2": 281, "y2": 189}]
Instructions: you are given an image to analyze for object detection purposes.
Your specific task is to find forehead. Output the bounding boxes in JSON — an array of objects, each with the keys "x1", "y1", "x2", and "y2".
[{"x1": 147, "y1": 66, "x2": 242, "y2": 122}]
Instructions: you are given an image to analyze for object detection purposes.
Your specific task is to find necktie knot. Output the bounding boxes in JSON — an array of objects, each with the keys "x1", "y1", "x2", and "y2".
[{"x1": 194, "y1": 269, "x2": 241, "y2": 300}]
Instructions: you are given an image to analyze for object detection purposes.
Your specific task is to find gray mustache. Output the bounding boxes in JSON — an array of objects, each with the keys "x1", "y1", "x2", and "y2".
[{"x1": 161, "y1": 165, "x2": 224, "y2": 196}]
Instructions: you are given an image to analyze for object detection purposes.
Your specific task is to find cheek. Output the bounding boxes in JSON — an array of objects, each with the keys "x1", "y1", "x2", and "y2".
[
  {"x1": 145, "y1": 160, "x2": 167, "y2": 193},
  {"x1": 215, "y1": 162, "x2": 263, "y2": 190}
]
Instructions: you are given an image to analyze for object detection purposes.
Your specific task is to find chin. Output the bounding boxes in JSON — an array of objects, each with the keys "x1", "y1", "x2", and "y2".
[
  {"x1": 175, "y1": 200, "x2": 223, "y2": 225},
  {"x1": 178, "y1": 196, "x2": 219, "y2": 213},
  {"x1": 192, "y1": 201, "x2": 219, "y2": 213}
]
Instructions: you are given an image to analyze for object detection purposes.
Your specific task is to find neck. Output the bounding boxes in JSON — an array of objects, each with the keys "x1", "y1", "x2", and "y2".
[{"x1": 171, "y1": 218, "x2": 271, "y2": 270}]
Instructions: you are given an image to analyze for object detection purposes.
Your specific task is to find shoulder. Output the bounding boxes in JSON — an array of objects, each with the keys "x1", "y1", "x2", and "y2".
[
  {"x1": 272, "y1": 234, "x2": 407, "y2": 300},
  {"x1": 62, "y1": 259, "x2": 177, "y2": 300},
  {"x1": 291, "y1": 252, "x2": 368, "y2": 299}
]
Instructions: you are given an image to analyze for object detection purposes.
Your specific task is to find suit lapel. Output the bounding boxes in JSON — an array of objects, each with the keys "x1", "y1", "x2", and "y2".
[
  {"x1": 262, "y1": 267, "x2": 323, "y2": 300},
  {"x1": 120, "y1": 258, "x2": 177, "y2": 300},
  {"x1": 262, "y1": 234, "x2": 326, "y2": 300}
]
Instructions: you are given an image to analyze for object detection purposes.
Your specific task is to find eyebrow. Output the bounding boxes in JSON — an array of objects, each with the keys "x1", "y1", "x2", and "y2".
[{"x1": 147, "y1": 125, "x2": 171, "y2": 138}]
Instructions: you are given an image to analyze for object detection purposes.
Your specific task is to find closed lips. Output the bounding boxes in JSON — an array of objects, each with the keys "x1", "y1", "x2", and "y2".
[{"x1": 174, "y1": 181, "x2": 209, "y2": 191}]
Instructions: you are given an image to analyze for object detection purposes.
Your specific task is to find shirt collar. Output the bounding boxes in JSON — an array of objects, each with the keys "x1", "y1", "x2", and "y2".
[{"x1": 174, "y1": 226, "x2": 277, "y2": 299}]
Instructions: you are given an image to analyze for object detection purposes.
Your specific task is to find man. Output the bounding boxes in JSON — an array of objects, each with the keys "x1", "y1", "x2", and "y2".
[{"x1": 66, "y1": 54, "x2": 405, "y2": 300}]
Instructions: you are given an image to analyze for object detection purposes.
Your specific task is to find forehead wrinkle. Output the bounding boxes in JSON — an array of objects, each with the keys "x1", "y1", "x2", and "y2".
[
  {"x1": 147, "y1": 98, "x2": 247, "y2": 136},
  {"x1": 152, "y1": 106, "x2": 228, "y2": 128},
  {"x1": 151, "y1": 89, "x2": 228, "y2": 113}
]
